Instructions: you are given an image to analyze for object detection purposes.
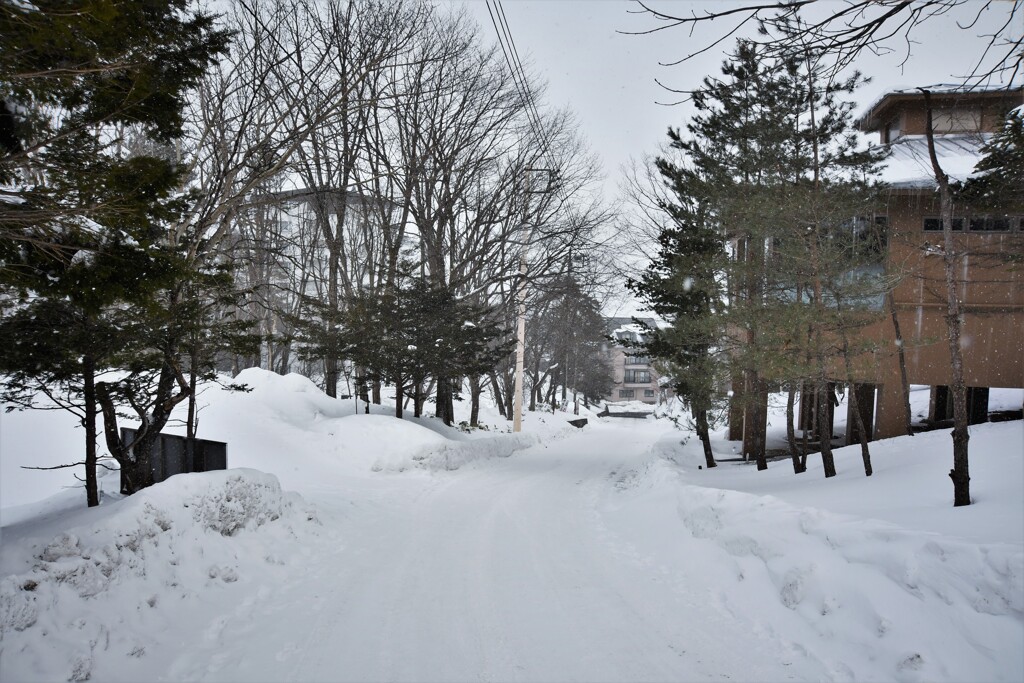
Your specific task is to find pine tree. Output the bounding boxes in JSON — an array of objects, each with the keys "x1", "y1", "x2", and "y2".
[
  {"x1": 341, "y1": 271, "x2": 513, "y2": 425},
  {"x1": 1, "y1": 0, "x2": 230, "y2": 503},
  {"x1": 628, "y1": 157, "x2": 725, "y2": 468},
  {"x1": 962, "y1": 107, "x2": 1024, "y2": 212},
  {"x1": 631, "y1": 39, "x2": 886, "y2": 476}
]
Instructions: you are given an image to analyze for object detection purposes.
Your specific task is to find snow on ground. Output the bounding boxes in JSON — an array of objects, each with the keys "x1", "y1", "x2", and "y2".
[
  {"x1": 0, "y1": 368, "x2": 581, "y2": 511},
  {"x1": 658, "y1": 385, "x2": 1024, "y2": 544},
  {"x1": 1, "y1": 469, "x2": 318, "y2": 683},
  {"x1": 1, "y1": 372, "x2": 1022, "y2": 682}
]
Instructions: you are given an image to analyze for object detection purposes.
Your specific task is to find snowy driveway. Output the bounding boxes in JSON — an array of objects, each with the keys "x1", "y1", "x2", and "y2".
[
  {"x1": 4, "y1": 414, "x2": 1020, "y2": 683},
  {"x1": 163, "y1": 421, "x2": 788, "y2": 683}
]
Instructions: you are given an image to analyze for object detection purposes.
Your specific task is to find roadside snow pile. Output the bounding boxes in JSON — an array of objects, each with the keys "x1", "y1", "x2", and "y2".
[
  {"x1": 672, "y1": 479, "x2": 1022, "y2": 681},
  {"x1": 0, "y1": 469, "x2": 318, "y2": 683},
  {"x1": 164, "y1": 368, "x2": 560, "y2": 478},
  {"x1": 659, "y1": 419, "x2": 1024, "y2": 545},
  {"x1": 402, "y1": 431, "x2": 547, "y2": 472},
  {"x1": 600, "y1": 457, "x2": 1024, "y2": 681},
  {"x1": 2, "y1": 367, "x2": 586, "y2": 508}
]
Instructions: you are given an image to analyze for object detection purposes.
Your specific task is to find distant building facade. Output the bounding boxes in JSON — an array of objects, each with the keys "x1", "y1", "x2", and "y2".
[{"x1": 600, "y1": 317, "x2": 670, "y2": 406}]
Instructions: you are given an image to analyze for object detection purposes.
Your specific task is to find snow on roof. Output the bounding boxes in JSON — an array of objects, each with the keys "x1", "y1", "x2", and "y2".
[
  {"x1": 604, "y1": 316, "x2": 658, "y2": 343},
  {"x1": 855, "y1": 84, "x2": 1024, "y2": 131},
  {"x1": 876, "y1": 134, "x2": 989, "y2": 189}
]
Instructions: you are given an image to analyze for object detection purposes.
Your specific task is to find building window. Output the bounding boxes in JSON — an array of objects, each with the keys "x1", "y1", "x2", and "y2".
[
  {"x1": 625, "y1": 354, "x2": 649, "y2": 366},
  {"x1": 644, "y1": 389, "x2": 655, "y2": 398},
  {"x1": 885, "y1": 118, "x2": 900, "y2": 143},
  {"x1": 846, "y1": 215, "x2": 888, "y2": 256},
  {"x1": 923, "y1": 217, "x2": 964, "y2": 232},
  {"x1": 925, "y1": 215, "x2": 1019, "y2": 233},
  {"x1": 623, "y1": 369, "x2": 651, "y2": 384},
  {"x1": 931, "y1": 107, "x2": 981, "y2": 134},
  {"x1": 969, "y1": 215, "x2": 1014, "y2": 232},
  {"x1": 618, "y1": 389, "x2": 635, "y2": 398}
]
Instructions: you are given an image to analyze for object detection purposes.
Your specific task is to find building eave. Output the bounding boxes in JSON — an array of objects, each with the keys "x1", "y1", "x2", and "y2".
[{"x1": 855, "y1": 85, "x2": 1024, "y2": 133}]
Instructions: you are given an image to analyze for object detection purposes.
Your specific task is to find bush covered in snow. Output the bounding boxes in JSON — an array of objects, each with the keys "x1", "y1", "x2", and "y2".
[{"x1": 0, "y1": 470, "x2": 317, "y2": 682}]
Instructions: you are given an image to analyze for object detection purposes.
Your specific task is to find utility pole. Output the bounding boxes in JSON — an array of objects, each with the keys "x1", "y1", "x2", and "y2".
[
  {"x1": 512, "y1": 253, "x2": 528, "y2": 432},
  {"x1": 512, "y1": 168, "x2": 557, "y2": 432}
]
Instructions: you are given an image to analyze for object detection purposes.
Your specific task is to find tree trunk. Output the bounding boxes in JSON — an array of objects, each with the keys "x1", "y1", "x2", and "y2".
[
  {"x1": 372, "y1": 380, "x2": 381, "y2": 405},
  {"x1": 469, "y1": 374, "x2": 481, "y2": 427},
  {"x1": 97, "y1": 380, "x2": 156, "y2": 495},
  {"x1": 922, "y1": 89, "x2": 970, "y2": 506},
  {"x1": 324, "y1": 354, "x2": 338, "y2": 398},
  {"x1": 187, "y1": 336, "x2": 199, "y2": 440},
  {"x1": 800, "y1": 385, "x2": 812, "y2": 472},
  {"x1": 504, "y1": 372, "x2": 514, "y2": 421},
  {"x1": 786, "y1": 385, "x2": 805, "y2": 474},
  {"x1": 96, "y1": 332, "x2": 191, "y2": 495},
  {"x1": 82, "y1": 354, "x2": 99, "y2": 507},
  {"x1": 357, "y1": 368, "x2": 370, "y2": 414},
  {"x1": 395, "y1": 381, "x2": 404, "y2": 419},
  {"x1": 886, "y1": 291, "x2": 914, "y2": 436},
  {"x1": 849, "y1": 386, "x2": 873, "y2": 476},
  {"x1": 742, "y1": 372, "x2": 769, "y2": 470},
  {"x1": 434, "y1": 377, "x2": 454, "y2": 426},
  {"x1": 728, "y1": 376, "x2": 745, "y2": 441},
  {"x1": 488, "y1": 371, "x2": 506, "y2": 418},
  {"x1": 817, "y1": 381, "x2": 837, "y2": 478},
  {"x1": 277, "y1": 341, "x2": 291, "y2": 375},
  {"x1": 528, "y1": 367, "x2": 538, "y2": 412},
  {"x1": 841, "y1": 335, "x2": 873, "y2": 476},
  {"x1": 695, "y1": 406, "x2": 716, "y2": 468}
]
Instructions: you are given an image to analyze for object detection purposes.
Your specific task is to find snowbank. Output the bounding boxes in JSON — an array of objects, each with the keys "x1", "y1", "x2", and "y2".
[
  {"x1": 601, "y1": 456, "x2": 1024, "y2": 682},
  {"x1": 3, "y1": 367, "x2": 1020, "y2": 681},
  {"x1": 654, "y1": 390, "x2": 1024, "y2": 545},
  {"x1": 0, "y1": 470, "x2": 317, "y2": 683},
  {"x1": 401, "y1": 431, "x2": 549, "y2": 472}
]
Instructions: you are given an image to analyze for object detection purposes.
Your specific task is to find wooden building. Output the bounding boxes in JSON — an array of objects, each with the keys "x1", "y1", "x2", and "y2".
[{"x1": 845, "y1": 86, "x2": 1023, "y2": 440}]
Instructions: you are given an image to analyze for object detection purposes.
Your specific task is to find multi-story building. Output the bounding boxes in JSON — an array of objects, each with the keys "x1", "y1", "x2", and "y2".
[
  {"x1": 600, "y1": 317, "x2": 669, "y2": 406},
  {"x1": 842, "y1": 86, "x2": 1023, "y2": 439}
]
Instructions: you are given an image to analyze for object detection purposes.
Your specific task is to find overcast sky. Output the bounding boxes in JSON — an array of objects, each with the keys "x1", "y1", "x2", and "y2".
[
  {"x1": 459, "y1": 0, "x2": 1021, "y2": 190},
  {"x1": 454, "y1": 0, "x2": 1021, "y2": 315}
]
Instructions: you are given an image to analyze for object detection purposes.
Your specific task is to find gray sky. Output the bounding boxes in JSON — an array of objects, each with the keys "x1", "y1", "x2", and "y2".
[
  {"x1": 461, "y1": 0, "x2": 1021, "y2": 189},
  {"x1": 457, "y1": 0, "x2": 1021, "y2": 315}
]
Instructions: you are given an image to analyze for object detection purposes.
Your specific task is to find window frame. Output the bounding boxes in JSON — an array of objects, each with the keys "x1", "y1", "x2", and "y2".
[
  {"x1": 968, "y1": 215, "x2": 1016, "y2": 233},
  {"x1": 618, "y1": 389, "x2": 635, "y2": 399},
  {"x1": 923, "y1": 216, "x2": 965, "y2": 232},
  {"x1": 924, "y1": 215, "x2": 1018, "y2": 234},
  {"x1": 931, "y1": 107, "x2": 982, "y2": 134},
  {"x1": 623, "y1": 369, "x2": 651, "y2": 384}
]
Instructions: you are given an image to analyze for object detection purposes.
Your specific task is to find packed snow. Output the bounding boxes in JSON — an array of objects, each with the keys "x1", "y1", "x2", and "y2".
[{"x1": 1, "y1": 370, "x2": 1022, "y2": 682}]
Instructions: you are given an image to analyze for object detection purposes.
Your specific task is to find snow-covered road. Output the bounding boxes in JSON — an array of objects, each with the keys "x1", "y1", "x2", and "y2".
[
  {"x1": 163, "y1": 421, "x2": 788, "y2": 682},
  {"x1": 4, "y1": 384, "x2": 1021, "y2": 683}
]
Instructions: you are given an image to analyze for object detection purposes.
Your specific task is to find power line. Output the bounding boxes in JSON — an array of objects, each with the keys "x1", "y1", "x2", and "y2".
[
  {"x1": 494, "y1": 1, "x2": 554, "y2": 159},
  {"x1": 484, "y1": 0, "x2": 559, "y2": 175},
  {"x1": 486, "y1": 0, "x2": 546, "y2": 153}
]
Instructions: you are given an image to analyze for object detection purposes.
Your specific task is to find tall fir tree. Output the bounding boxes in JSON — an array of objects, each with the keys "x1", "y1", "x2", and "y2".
[
  {"x1": 1, "y1": 1, "x2": 230, "y2": 503},
  {"x1": 631, "y1": 38, "x2": 886, "y2": 476},
  {"x1": 628, "y1": 164, "x2": 725, "y2": 468}
]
